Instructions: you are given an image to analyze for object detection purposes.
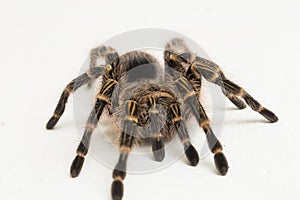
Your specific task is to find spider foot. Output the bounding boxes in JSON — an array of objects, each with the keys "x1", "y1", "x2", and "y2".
[
  {"x1": 184, "y1": 144, "x2": 199, "y2": 166},
  {"x1": 111, "y1": 180, "x2": 124, "y2": 200},
  {"x1": 46, "y1": 116, "x2": 59, "y2": 129},
  {"x1": 152, "y1": 139, "x2": 165, "y2": 162},
  {"x1": 259, "y1": 108, "x2": 278, "y2": 123},
  {"x1": 70, "y1": 155, "x2": 85, "y2": 178},
  {"x1": 231, "y1": 99, "x2": 247, "y2": 109},
  {"x1": 214, "y1": 152, "x2": 229, "y2": 176}
]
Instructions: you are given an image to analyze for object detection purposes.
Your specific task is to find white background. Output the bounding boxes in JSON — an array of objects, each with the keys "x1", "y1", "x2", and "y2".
[{"x1": 0, "y1": 0, "x2": 300, "y2": 200}]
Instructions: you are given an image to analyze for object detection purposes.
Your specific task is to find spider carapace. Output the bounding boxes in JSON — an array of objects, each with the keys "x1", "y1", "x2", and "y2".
[{"x1": 46, "y1": 38, "x2": 278, "y2": 200}]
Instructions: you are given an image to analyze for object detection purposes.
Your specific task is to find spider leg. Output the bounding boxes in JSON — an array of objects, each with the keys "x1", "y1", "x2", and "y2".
[
  {"x1": 147, "y1": 93, "x2": 199, "y2": 164},
  {"x1": 173, "y1": 76, "x2": 228, "y2": 175},
  {"x1": 190, "y1": 57, "x2": 278, "y2": 122},
  {"x1": 111, "y1": 100, "x2": 138, "y2": 200},
  {"x1": 88, "y1": 45, "x2": 119, "y2": 87},
  {"x1": 151, "y1": 133, "x2": 165, "y2": 162},
  {"x1": 165, "y1": 38, "x2": 247, "y2": 110},
  {"x1": 169, "y1": 103, "x2": 200, "y2": 166},
  {"x1": 70, "y1": 75, "x2": 118, "y2": 177},
  {"x1": 221, "y1": 88, "x2": 247, "y2": 109},
  {"x1": 147, "y1": 96, "x2": 166, "y2": 162},
  {"x1": 46, "y1": 66, "x2": 105, "y2": 129},
  {"x1": 193, "y1": 101, "x2": 228, "y2": 175},
  {"x1": 70, "y1": 98, "x2": 106, "y2": 177}
]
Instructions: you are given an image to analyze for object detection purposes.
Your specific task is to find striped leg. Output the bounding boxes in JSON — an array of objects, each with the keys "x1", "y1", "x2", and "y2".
[
  {"x1": 88, "y1": 45, "x2": 119, "y2": 87},
  {"x1": 187, "y1": 98, "x2": 229, "y2": 175},
  {"x1": 111, "y1": 100, "x2": 138, "y2": 200},
  {"x1": 46, "y1": 66, "x2": 105, "y2": 129},
  {"x1": 191, "y1": 57, "x2": 278, "y2": 122},
  {"x1": 222, "y1": 88, "x2": 247, "y2": 109},
  {"x1": 164, "y1": 38, "x2": 247, "y2": 110},
  {"x1": 147, "y1": 96, "x2": 166, "y2": 162},
  {"x1": 174, "y1": 76, "x2": 228, "y2": 175},
  {"x1": 169, "y1": 103, "x2": 200, "y2": 166},
  {"x1": 70, "y1": 74, "x2": 118, "y2": 177},
  {"x1": 152, "y1": 132, "x2": 165, "y2": 162},
  {"x1": 70, "y1": 98, "x2": 107, "y2": 177}
]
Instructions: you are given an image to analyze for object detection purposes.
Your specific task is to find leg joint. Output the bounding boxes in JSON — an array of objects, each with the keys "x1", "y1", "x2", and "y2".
[
  {"x1": 200, "y1": 120, "x2": 210, "y2": 128},
  {"x1": 120, "y1": 145, "x2": 131, "y2": 153},
  {"x1": 97, "y1": 94, "x2": 110, "y2": 103}
]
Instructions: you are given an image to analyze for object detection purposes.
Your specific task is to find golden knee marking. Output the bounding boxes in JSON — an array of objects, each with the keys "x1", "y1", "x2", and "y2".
[
  {"x1": 106, "y1": 64, "x2": 112, "y2": 71},
  {"x1": 200, "y1": 120, "x2": 210, "y2": 128},
  {"x1": 77, "y1": 152, "x2": 85, "y2": 157},
  {"x1": 65, "y1": 86, "x2": 72, "y2": 94},
  {"x1": 213, "y1": 147, "x2": 223, "y2": 155},
  {"x1": 257, "y1": 106, "x2": 264, "y2": 112},
  {"x1": 124, "y1": 116, "x2": 138, "y2": 123},
  {"x1": 153, "y1": 133, "x2": 162, "y2": 138},
  {"x1": 53, "y1": 113, "x2": 60, "y2": 118},
  {"x1": 120, "y1": 146, "x2": 131, "y2": 153},
  {"x1": 172, "y1": 116, "x2": 182, "y2": 123},
  {"x1": 114, "y1": 176, "x2": 123, "y2": 182},
  {"x1": 97, "y1": 94, "x2": 110, "y2": 103},
  {"x1": 170, "y1": 104, "x2": 182, "y2": 123},
  {"x1": 170, "y1": 53, "x2": 176, "y2": 61}
]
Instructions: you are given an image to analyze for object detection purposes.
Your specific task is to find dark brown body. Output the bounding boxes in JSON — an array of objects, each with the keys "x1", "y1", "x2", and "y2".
[{"x1": 99, "y1": 51, "x2": 187, "y2": 143}]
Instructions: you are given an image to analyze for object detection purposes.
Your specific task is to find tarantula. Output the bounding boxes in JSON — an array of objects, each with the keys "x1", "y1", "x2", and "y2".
[{"x1": 46, "y1": 38, "x2": 278, "y2": 200}]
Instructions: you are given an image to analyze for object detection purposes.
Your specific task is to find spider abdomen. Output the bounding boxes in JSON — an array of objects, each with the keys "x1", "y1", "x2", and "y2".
[{"x1": 111, "y1": 51, "x2": 162, "y2": 82}]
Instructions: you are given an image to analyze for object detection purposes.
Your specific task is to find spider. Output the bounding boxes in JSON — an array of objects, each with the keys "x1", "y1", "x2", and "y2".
[{"x1": 46, "y1": 38, "x2": 278, "y2": 200}]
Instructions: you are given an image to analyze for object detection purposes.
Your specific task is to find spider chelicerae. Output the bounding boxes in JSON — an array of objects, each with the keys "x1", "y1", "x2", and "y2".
[{"x1": 46, "y1": 38, "x2": 278, "y2": 200}]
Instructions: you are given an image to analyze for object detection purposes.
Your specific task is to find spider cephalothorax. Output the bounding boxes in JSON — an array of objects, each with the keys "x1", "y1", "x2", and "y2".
[{"x1": 46, "y1": 38, "x2": 278, "y2": 200}]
